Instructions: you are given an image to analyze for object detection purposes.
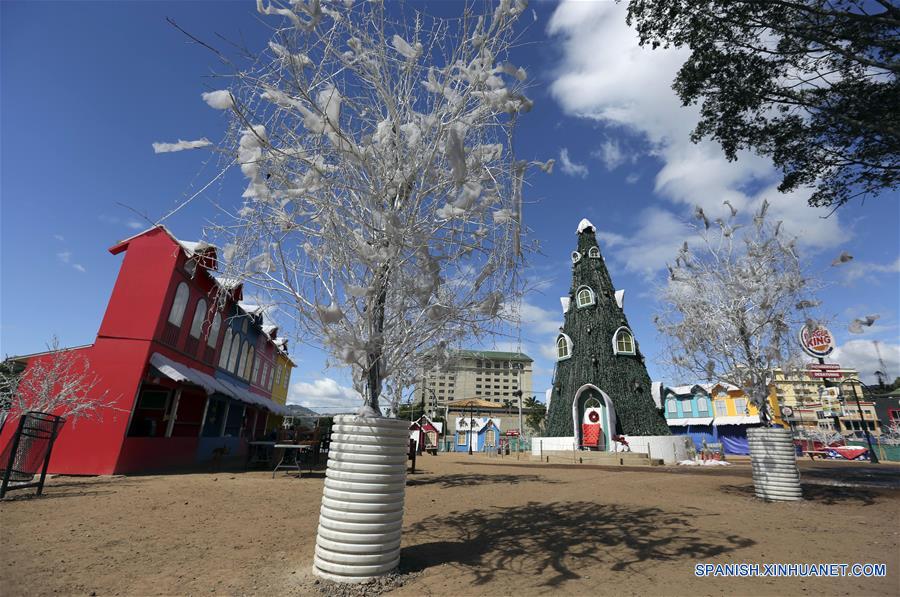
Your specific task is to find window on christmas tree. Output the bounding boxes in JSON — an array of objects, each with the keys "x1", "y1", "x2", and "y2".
[
  {"x1": 613, "y1": 327, "x2": 635, "y2": 355},
  {"x1": 576, "y1": 286, "x2": 595, "y2": 308},
  {"x1": 571, "y1": 251, "x2": 582, "y2": 264},
  {"x1": 556, "y1": 334, "x2": 572, "y2": 360},
  {"x1": 588, "y1": 246, "x2": 600, "y2": 258}
]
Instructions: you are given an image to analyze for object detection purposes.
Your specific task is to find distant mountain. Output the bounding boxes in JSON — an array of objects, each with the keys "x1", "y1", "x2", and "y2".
[{"x1": 285, "y1": 403, "x2": 318, "y2": 417}]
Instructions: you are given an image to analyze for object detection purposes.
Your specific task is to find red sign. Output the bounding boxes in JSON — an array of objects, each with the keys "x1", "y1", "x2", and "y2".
[
  {"x1": 809, "y1": 370, "x2": 843, "y2": 379},
  {"x1": 799, "y1": 325, "x2": 835, "y2": 358},
  {"x1": 808, "y1": 363, "x2": 841, "y2": 370},
  {"x1": 505, "y1": 430, "x2": 520, "y2": 436}
]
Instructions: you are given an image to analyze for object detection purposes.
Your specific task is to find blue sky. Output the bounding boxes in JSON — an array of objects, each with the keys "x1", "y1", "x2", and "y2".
[{"x1": 2, "y1": 1, "x2": 898, "y2": 411}]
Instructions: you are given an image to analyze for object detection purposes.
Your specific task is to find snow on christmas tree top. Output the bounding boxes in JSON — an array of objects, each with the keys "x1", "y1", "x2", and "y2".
[{"x1": 576, "y1": 218, "x2": 595, "y2": 233}]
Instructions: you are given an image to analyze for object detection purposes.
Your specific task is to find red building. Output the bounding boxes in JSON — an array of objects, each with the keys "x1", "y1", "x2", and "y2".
[
  {"x1": 1, "y1": 226, "x2": 293, "y2": 474},
  {"x1": 409, "y1": 415, "x2": 443, "y2": 455}
]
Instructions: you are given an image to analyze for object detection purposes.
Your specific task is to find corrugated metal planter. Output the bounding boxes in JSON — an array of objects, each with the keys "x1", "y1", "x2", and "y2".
[
  {"x1": 748, "y1": 427, "x2": 802, "y2": 501},
  {"x1": 313, "y1": 415, "x2": 408, "y2": 583}
]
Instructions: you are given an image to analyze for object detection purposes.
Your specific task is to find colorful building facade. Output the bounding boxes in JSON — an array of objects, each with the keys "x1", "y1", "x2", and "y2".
[
  {"x1": 770, "y1": 367, "x2": 864, "y2": 408},
  {"x1": 453, "y1": 417, "x2": 501, "y2": 452},
  {"x1": 663, "y1": 383, "x2": 783, "y2": 454},
  {"x1": 1, "y1": 226, "x2": 293, "y2": 475},
  {"x1": 409, "y1": 415, "x2": 443, "y2": 454},
  {"x1": 264, "y1": 337, "x2": 295, "y2": 433},
  {"x1": 836, "y1": 401, "x2": 883, "y2": 436}
]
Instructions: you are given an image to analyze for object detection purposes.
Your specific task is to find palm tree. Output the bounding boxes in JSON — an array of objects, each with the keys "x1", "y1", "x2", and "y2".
[{"x1": 523, "y1": 396, "x2": 546, "y2": 435}]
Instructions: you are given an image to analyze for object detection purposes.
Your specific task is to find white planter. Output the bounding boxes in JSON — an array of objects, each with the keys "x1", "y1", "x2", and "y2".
[
  {"x1": 747, "y1": 427, "x2": 802, "y2": 501},
  {"x1": 313, "y1": 415, "x2": 409, "y2": 583}
]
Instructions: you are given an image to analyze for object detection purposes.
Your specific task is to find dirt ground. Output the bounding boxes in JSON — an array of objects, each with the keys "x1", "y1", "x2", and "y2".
[{"x1": 1, "y1": 455, "x2": 898, "y2": 596}]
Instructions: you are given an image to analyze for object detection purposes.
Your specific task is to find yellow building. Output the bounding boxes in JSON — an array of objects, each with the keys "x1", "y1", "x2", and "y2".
[
  {"x1": 837, "y1": 401, "x2": 882, "y2": 436},
  {"x1": 266, "y1": 338, "x2": 295, "y2": 433},
  {"x1": 768, "y1": 367, "x2": 865, "y2": 431},
  {"x1": 784, "y1": 403, "x2": 838, "y2": 432},
  {"x1": 770, "y1": 367, "x2": 863, "y2": 408},
  {"x1": 709, "y1": 383, "x2": 785, "y2": 427}
]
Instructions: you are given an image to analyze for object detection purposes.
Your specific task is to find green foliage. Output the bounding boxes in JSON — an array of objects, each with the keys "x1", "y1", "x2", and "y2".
[
  {"x1": 397, "y1": 402, "x2": 426, "y2": 422},
  {"x1": 0, "y1": 359, "x2": 24, "y2": 412},
  {"x1": 545, "y1": 226, "x2": 670, "y2": 437},
  {"x1": 627, "y1": 0, "x2": 899, "y2": 208},
  {"x1": 523, "y1": 395, "x2": 547, "y2": 434},
  {"x1": 872, "y1": 377, "x2": 900, "y2": 392}
]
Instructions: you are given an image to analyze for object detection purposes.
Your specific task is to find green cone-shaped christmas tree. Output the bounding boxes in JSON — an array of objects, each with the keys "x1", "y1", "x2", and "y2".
[{"x1": 545, "y1": 219, "x2": 670, "y2": 446}]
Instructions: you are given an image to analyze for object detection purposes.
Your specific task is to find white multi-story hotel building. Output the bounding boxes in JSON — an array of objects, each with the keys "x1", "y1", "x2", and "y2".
[{"x1": 415, "y1": 350, "x2": 533, "y2": 414}]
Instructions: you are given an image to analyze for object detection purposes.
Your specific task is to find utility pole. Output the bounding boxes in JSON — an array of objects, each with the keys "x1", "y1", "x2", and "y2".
[
  {"x1": 873, "y1": 341, "x2": 888, "y2": 389},
  {"x1": 837, "y1": 377, "x2": 879, "y2": 464}
]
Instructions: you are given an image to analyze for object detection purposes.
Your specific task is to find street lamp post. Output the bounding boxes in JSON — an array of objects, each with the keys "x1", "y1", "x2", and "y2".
[
  {"x1": 422, "y1": 387, "x2": 437, "y2": 420},
  {"x1": 837, "y1": 377, "x2": 879, "y2": 464},
  {"x1": 512, "y1": 362, "x2": 524, "y2": 437},
  {"x1": 468, "y1": 406, "x2": 474, "y2": 456}
]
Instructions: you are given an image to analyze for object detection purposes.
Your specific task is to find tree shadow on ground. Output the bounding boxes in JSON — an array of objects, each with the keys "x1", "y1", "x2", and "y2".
[
  {"x1": 719, "y1": 482, "x2": 880, "y2": 506},
  {"x1": 406, "y1": 473, "x2": 561, "y2": 488},
  {"x1": 1, "y1": 487, "x2": 121, "y2": 502},
  {"x1": 799, "y1": 465, "x2": 900, "y2": 489},
  {"x1": 400, "y1": 501, "x2": 753, "y2": 587}
]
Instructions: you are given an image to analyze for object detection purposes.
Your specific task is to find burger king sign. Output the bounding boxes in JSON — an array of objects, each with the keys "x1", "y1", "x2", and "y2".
[{"x1": 799, "y1": 324, "x2": 835, "y2": 358}]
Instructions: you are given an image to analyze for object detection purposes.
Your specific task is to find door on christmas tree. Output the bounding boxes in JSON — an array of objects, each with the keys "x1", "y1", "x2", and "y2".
[{"x1": 573, "y1": 386, "x2": 616, "y2": 452}]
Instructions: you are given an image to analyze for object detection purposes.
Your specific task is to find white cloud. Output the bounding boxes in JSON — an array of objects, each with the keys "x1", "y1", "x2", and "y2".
[
  {"x1": 53, "y1": 234, "x2": 65, "y2": 242},
  {"x1": 559, "y1": 147, "x2": 589, "y2": 178},
  {"x1": 516, "y1": 300, "x2": 563, "y2": 334},
  {"x1": 99, "y1": 214, "x2": 151, "y2": 232},
  {"x1": 57, "y1": 249, "x2": 85, "y2": 272},
  {"x1": 625, "y1": 173, "x2": 640, "y2": 184},
  {"x1": 539, "y1": 343, "x2": 560, "y2": 362},
  {"x1": 152, "y1": 138, "x2": 212, "y2": 154},
  {"x1": 490, "y1": 299, "x2": 565, "y2": 395},
  {"x1": 756, "y1": 184, "x2": 848, "y2": 250},
  {"x1": 598, "y1": 208, "x2": 700, "y2": 278},
  {"x1": 597, "y1": 231, "x2": 627, "y2": 249},
  {"x1": 287, "y1": 377, "x2": 361, "y2": 411},
  {"x1": 547, "y1": 1, "x2": 846, "y2": 274},
  {"x1": 839, "y1": 257, "x2": 900, "y2": 285},
  {"x1": 498, "y1": 299, "x2": 562, "y2": 350},
  {"x1": 591, "y1": 138, "x2": 632, "y2": 171},
  {"x1": 831, "y1": 340, "x2": 900, "y2": 385}
]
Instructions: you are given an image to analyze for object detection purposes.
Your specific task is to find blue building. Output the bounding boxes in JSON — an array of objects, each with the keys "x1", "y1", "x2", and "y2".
[
  {"x1": 663, "y1": 383, "x2": 767, "y2": 454},
  {"x1": 453, "y1": 417, "x2": 502, "y2": 453},
  {"x1": 663, "y1": 384, "x2": 717, "y2": 451}
]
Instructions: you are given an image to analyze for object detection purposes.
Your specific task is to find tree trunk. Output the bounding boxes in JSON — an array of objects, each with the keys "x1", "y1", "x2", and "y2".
[
  {"x1": 751, "y1": 381, "x2": 771, "y2": 426},
  {"x1": 364, "y1": 271, "x2": 389, "y2": 415}
]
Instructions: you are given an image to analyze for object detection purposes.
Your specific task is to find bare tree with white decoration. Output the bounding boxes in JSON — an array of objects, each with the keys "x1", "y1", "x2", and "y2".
[
  {"x1": 2, "y1": 337, "x2": 114, "y2": 426},
  {"x1": 654, "y1": 201, "x2": 822, "y2": 424},
  {"x1": 171, "y1": 0, "x2": 547, "y2": 416}
]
